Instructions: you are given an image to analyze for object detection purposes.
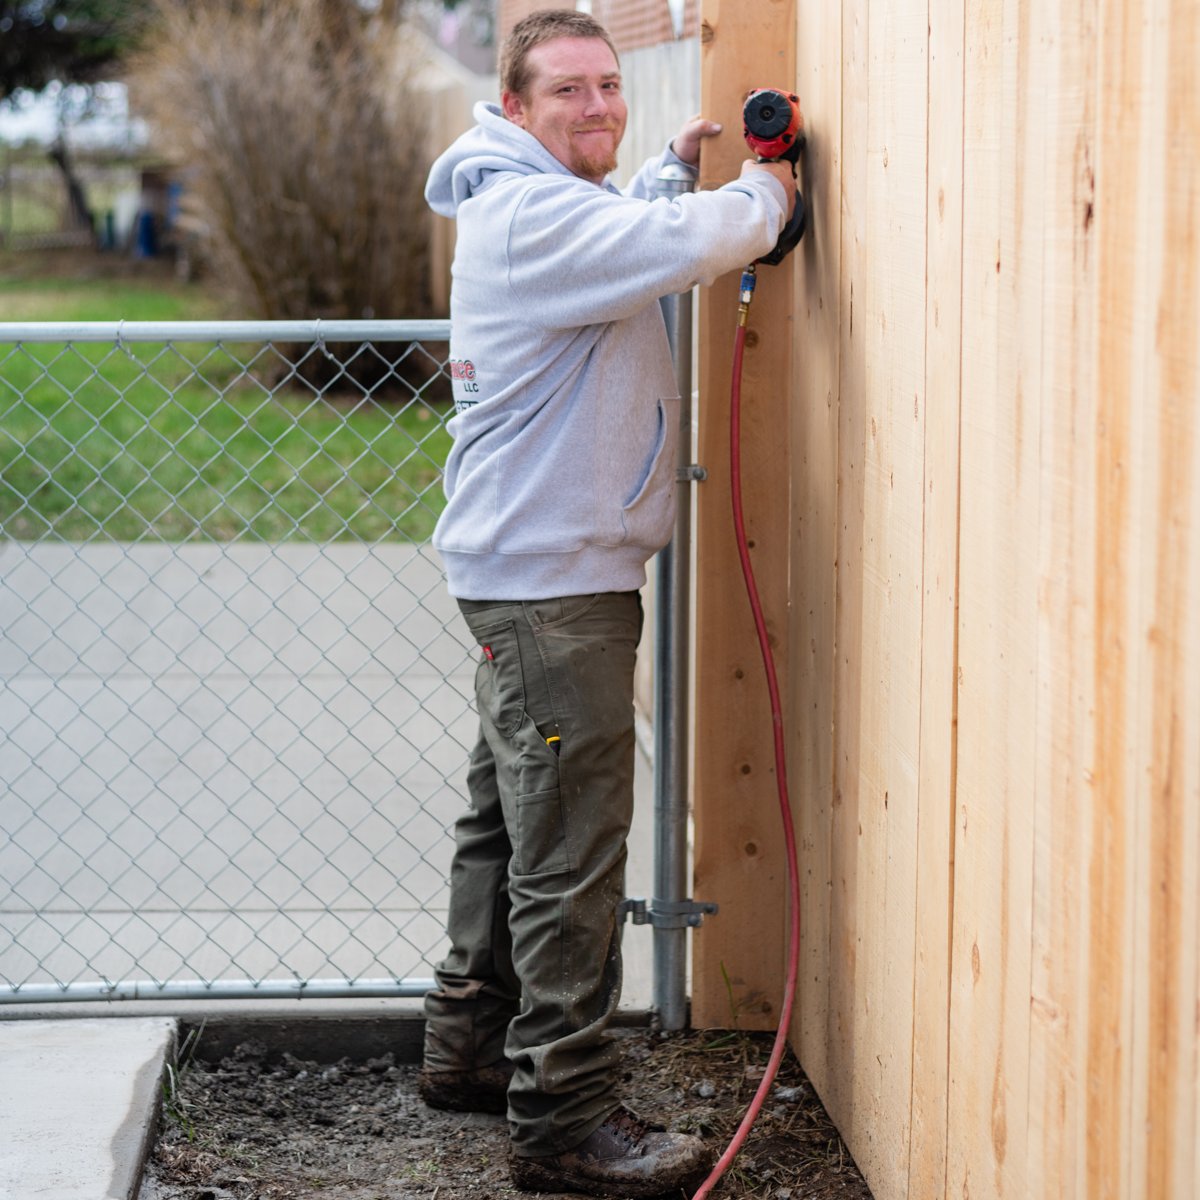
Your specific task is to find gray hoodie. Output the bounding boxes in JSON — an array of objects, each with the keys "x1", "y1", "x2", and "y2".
[{"x1": 426, "y1": 101, "x2": 788, "y2": 600}]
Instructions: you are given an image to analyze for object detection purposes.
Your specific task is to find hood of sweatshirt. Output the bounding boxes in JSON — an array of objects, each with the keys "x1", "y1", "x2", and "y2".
[{"x1": 426, "y1": 102, "x2": 585, "y2": 219}]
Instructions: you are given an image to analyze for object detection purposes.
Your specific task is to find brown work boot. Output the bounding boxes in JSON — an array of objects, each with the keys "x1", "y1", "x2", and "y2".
[
  {"x1": 417, "y1": 1060, "x2": 514, "y2": 1114},
  {"x1": 510, "y1": 1105, "x2": 714, "y2": 1197}
]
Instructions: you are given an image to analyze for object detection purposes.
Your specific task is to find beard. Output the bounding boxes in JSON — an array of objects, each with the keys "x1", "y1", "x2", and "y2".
[
  {"x1": 570, "y1": 123, "x2": 621, "y2": 181},
  {"x1": 573, "y1": 145, "x2": 619, "y2": 180}
]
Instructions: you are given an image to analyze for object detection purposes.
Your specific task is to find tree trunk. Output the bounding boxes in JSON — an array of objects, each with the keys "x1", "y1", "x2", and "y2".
[{"x1": 48, "y1": 136, "x2": 97, "y2": 243}]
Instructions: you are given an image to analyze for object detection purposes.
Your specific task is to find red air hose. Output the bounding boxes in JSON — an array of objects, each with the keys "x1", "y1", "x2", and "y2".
[{"x1": 690, "y1": 271, "x2": 803, "y2": 1199}]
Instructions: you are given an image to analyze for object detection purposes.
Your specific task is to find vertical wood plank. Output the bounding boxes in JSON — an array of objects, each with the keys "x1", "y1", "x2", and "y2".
[
  {"x1": 948, "y1": 0, "x2": 1036, "y2": 1193},
  {"x1": 1152, "y1": 8, "x2": 1200, "y2": 1188},
  {"x1": 692, "y1": 0, "x2": 795, "y2": 1031},
  {"x1": 1078, "y1": 0, "x2": 1153, "y2": 1191},
  {"x1": 831, "y1": 0, "x2": 930, "y2": 1189},
  {"x1": 789, "y1": 0, "x2": 843, "y2": 1099},
  {"x1": 828, "y1": 0, "x2": 869, "y2": 1129},
  {"x1": 908, "y1": 0, "x2": 965, "y2": 1192},
  {"x1": 1026, "y1": 0, "x2": 1098, "y2": 1194},
  {"x1": 1128, "y1": 1, "x2": 1200, "y2": 1195}
]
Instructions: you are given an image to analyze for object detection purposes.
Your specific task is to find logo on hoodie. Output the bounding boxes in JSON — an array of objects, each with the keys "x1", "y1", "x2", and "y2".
[
  {"x1": 450, "y1": 359, "x2": 478, "y2": 388},
  {"x1": 449, "y1": 358, "x2": 480, "y2": 411}
]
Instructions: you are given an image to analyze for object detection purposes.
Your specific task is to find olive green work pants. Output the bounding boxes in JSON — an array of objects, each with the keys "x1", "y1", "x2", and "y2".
[{"x1": 422, "y1": 591, "x2": 643, "y2": 1157}]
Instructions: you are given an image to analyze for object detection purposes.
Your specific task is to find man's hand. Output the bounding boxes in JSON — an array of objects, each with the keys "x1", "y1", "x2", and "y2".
[
  {"x1": 740, "y1": 158, "x2": 798, "y2": 221},
  {"x1": 671, "y1": 117, "x2": 797, "y2": 223},
  {"x1": 670, "y1": 115, "x2": 723, "y2": 166}
]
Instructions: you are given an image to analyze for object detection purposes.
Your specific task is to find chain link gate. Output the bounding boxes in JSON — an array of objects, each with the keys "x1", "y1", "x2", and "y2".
[{"x1": 0, "y1": 320, "x2": 491, "y2": 1002}]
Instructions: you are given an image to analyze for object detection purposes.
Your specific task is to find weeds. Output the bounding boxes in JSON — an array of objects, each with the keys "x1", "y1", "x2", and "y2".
[{"x1": 161, "y1": 1021, "x2": 206, "y2": 1142}]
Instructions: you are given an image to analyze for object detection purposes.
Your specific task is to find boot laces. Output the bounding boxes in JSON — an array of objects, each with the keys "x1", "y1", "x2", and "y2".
[{"x1": 605, "y1": 1106, "x2": 657, "y2": 1149}]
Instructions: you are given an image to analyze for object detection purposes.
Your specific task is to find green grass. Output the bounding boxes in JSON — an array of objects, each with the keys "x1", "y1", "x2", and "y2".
[
  {"x1": 0, "y1": 272, "x2": 217, "y2": 323},
  {"x1": 3, "y1": 191, "x2": 61, "y2": 237},
  {"x1": 0, "y1": 271, "x2": 451, "y2": 542}
]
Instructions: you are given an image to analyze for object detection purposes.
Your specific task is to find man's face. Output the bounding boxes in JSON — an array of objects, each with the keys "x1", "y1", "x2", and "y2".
[{"x1": 501, "y1": 36, "x2": 627, "y2": 185}]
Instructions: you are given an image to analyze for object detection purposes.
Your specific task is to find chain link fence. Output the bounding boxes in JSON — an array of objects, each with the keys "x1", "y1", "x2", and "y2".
[
  {"x1": 0, "y1": 153, "x2": 137, "y2": 252},
  {"x1": 0, "y1": 320, "x2": 487, "y2": 1002}
]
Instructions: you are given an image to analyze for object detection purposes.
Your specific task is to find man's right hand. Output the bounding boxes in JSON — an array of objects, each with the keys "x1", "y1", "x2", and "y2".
[{"x1": 739, "y1": 159, "x2": 797, "y2": 221}]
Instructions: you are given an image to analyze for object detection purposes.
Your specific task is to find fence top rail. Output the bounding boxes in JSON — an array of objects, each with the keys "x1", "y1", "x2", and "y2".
[{"x1": 0, "y1": 318, "x2": 452, "y2": 344}]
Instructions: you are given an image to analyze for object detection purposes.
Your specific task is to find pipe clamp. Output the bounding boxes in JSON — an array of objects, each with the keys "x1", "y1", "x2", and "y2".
[{"x1": 619, "y1": 897, "x2": 719, "y2": 928}]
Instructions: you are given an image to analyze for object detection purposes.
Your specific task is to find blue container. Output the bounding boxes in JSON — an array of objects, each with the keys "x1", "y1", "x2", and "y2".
[{"x1": 134, "y1": 210, "x2": 157, "y2": 258}]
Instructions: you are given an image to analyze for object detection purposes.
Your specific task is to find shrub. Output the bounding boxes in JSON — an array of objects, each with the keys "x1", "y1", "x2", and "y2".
[{"x1": 127, "y1": 0, "x2": 432, "y2": 330}]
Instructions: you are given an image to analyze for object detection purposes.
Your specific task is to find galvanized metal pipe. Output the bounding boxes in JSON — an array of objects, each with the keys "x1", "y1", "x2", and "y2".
[
  {"x1": 653, "y1": 163, "x2": 697, "y2": 1031},
  {"x1": 0, "y1": 978, "x2": 436, "y2": 1005},
  {"x1": 0, "y1": 319, "x2": 452, "y2": 343}
]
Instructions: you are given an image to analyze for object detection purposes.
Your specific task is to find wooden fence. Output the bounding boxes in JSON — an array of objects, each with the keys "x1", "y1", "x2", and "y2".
[{"x1": 692, "y1": 3, "x2": 1199, "y2": 1199}]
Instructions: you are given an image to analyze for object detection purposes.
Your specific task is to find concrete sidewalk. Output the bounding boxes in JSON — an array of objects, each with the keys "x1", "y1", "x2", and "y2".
[{"x1": 0, "y1": 1017, "x2": 175, "y2": 1200}]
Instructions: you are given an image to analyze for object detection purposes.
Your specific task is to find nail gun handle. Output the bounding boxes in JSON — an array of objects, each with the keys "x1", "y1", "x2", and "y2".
[
  {"x1": 757, "y1": 190, "x2": 807, "y2": 266},
  {"x1": 756, "y1": 136, "x2": 805, "y2": 170}
]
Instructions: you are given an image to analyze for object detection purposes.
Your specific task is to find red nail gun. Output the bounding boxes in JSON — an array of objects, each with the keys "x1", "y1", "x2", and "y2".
[{"x1": 742, "y1": 87, "x2": 807, "y2": 264}]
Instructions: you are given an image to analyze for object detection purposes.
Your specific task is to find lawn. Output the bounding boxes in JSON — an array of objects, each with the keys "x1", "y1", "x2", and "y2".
[
  {"x1": 0, "y1": 265, "x2": 219, "y2": 323},
  {"x1": 0, "y1": 261, "x2": 452, "y2": 542}
]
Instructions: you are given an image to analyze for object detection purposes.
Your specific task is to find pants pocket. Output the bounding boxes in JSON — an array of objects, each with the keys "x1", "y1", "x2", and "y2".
[
  {"x1": 469, "y1": 618, "x2": 525, "y2": 738},
  {"x1": 513, "y1": 787, "x2": 570, "y2": 876}
]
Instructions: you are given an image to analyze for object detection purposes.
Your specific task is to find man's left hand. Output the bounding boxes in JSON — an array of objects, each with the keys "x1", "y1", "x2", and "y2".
[{"x1": 671, "y1": 115, "x2": 723, "y2": 166}]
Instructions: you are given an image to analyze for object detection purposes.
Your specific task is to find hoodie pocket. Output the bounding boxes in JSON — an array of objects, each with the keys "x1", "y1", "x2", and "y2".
[{"x1": 616, "y1": 395, "x2": 680, "y2": 550}]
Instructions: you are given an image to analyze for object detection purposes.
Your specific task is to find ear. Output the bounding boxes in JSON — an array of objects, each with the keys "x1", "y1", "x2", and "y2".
[{"x1": 501, "y1": 90, "x2": 528, "y2": 128}]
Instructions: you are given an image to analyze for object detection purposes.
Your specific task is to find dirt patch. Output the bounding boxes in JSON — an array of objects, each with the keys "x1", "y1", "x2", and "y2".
[{"x1": 140, "y1": 1025, "x2": 873, "y2": 1200}]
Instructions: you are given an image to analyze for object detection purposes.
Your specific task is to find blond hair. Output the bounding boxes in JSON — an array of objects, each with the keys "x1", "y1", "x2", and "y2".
[{"x1": 499, "y1": 9, "x2": 619, "y2": 99}]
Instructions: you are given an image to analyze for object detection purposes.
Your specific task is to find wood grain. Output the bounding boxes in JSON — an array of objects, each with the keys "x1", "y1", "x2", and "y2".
[{"x1": 692, "y1": 0, "x2": 795, "y2": 1031}]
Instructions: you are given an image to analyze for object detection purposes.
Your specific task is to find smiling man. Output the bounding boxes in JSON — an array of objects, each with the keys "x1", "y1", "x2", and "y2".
[
  {"x1": 501, "y1": 33, "x2": 626, "y2": 182},
  {"x1": 417, "y1": 10, "x2": 794, "y2": 1197}
]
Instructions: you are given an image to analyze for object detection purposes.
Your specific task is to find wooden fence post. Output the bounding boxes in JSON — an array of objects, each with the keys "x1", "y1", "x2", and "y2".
[{"x1": 692, "y1": 0, "x2": 796, "y2": 1030}]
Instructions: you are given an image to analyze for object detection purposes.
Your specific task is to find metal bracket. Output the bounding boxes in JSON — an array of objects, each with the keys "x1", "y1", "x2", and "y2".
[
  {"x1": 619, "y1": 897, "x2": 719, "y2": 929},
  {"x1": 675, "y1": 464, "x2": 708, "y2": 483}
]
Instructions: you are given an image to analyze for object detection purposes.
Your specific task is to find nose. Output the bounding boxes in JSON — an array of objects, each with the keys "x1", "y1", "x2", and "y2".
[{"x1": 581, "y1": 85, "x2": 610, "y2": 118}]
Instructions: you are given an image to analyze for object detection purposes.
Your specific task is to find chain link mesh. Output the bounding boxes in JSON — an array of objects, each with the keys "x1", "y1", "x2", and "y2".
[{"x1": 0, "y1": 322, "x2": 479, "y2": 1001}]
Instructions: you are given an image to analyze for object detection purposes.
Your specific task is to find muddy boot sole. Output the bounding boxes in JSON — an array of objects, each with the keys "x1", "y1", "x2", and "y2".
[
  {"x1": 511, "y1": 1153, "x2": 711, "y2": 1197},
  {"x1": 510, "y1": 1108, "x2": 714, "y2": 1199}
]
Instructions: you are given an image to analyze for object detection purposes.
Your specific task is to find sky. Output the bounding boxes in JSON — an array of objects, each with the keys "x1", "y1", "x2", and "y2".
[{"x1": 0, "y1": 81, "x2": 147, "y2": 150}]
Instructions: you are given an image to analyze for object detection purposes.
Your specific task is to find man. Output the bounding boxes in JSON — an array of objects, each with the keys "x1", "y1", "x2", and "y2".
[{"x1": 417, "y1": 10, "x2": 794, "y2": 1197}]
